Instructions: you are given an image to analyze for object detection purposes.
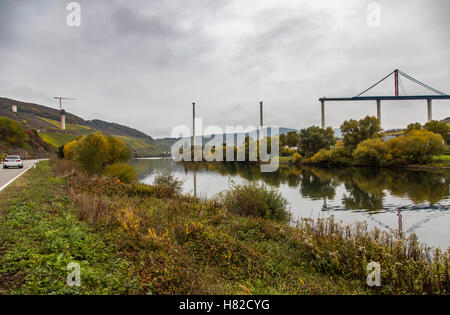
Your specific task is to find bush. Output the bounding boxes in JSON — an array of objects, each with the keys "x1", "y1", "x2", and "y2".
[
  {"x1": 310, "y1": 149, "x2": 332, "y2": 164},
  {"x1": 0, "y1": 116, "x2": 29, "y2": 148},
  {"x1": 104, "y1": 163, "x2": 137, "y2": 184},
  {"x1": 352, "y1": 138, "x2": 388, "y2": 166},
  {"x1": 63, "y1": 140, "x2": 79, "y2": 160},
  {"x1": 218, "y1": 182, "x2": 291, "y2": 223},
  {"x1": 330, "y1": 146, "x2": 352, "y2": 165},
  {"x1": 292, "y1": 152, "x2": 303, "y2": 164},
  {"x1": 66, "y1": 133, "x2": 132, "y2": 175},
  {"x1": 153, "y1": 170, "x2": 183, "y2": 198},
  {"x1": 386, "y1": 130, "x2": 445, "y2": 164}
]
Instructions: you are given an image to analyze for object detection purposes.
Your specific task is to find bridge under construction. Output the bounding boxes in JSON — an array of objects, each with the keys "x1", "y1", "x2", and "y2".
[{"x1": 319, "y1": 69, "x2": 450, "y2": 128}]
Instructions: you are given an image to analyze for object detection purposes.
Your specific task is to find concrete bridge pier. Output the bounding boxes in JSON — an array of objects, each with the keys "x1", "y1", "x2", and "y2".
[
  {"x1": 321, "y1": 100, "x2": 325, "y2": 129},
  {"x1": 376, "y1": 100, "x2": 381, "y2": 125},
  {"x1": 427, "y1": 99, "x2": 433, "y2": 122}
]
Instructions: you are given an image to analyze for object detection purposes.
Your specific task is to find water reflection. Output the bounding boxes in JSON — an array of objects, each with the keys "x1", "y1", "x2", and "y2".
[{"x1": 128, "y1": 158, "x2": 450, "y2": 248}]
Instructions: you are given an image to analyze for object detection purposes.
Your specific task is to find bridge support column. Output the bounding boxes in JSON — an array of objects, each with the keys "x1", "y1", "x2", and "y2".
[
  {"x1": 376, "y1": 100, "x2": 381, "y2": 125},
  {"x1": 321, "y1": 100, "x2": 325, "y2": 128},
  {"x1": 427, "y1": 99, "x2": 432, "y2": 122}
]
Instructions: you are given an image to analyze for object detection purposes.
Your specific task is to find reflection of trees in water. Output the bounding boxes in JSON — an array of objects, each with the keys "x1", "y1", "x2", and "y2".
[
  {"x1": 298, "y1": 168, "x2": 337, "y2": 201},
  {"x1": 133, "y1": 160, "x2": 450, "y2": 208}
]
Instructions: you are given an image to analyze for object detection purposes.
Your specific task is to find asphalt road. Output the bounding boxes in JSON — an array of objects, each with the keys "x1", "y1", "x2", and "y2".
[{"x1": 0, "y1": 160, "x2": 42, "y2": 192}]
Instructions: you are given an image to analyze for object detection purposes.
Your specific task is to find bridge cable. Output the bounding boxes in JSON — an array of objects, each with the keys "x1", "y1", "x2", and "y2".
[
  {"x1": 398, "y1": 71, "x2": 447, "y2": 96},
  {"x1": 398, "y1": 75, "x2": 407, "y2": 96},
  {"x1": 355, "y1": 70, "x2": 395, "y2": 97}
]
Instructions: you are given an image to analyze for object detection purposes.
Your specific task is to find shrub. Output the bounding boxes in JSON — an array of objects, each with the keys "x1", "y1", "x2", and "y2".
[
  {"x1": 330, "y1": 146, "x2": 352, "y2": 165},
  {"x1": 63, "y1": 140, "x2": 79, "y2": 160},
  {"x1": 0, "y1": 116, "x2": 29, "y2": 148},
  {"x1": 218, "y1": 182, "x2": 291, "y2": 223},
  {"x1": 281, "y1": 146, "x2": 295, "y2": 157},
  {"x1": 292, "y1": 152, "x2": 303, "y2": 164},
  {"x1": 310, "y1": 149, "x2": 332, "y2": 164},
  {"x1": 352, "y1": 138, "x2": 388, "y2": 166},
  {"x1": 104, "y1": 163, "x2": 137, "y2": 184},
  {"x1": 386, "y1": 130, "x2": 445, "y2": 164},
  {"x1": 153, "y1": 170, "x2": 183, "y2": 198}
]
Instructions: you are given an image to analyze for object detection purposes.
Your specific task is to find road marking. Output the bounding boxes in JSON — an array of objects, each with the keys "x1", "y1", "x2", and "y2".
[{"x1": 0, "y1": 162, "x2": 37, "y2": 192}]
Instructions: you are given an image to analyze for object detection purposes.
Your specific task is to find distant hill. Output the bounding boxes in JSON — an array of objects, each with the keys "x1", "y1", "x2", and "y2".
[{"x1": 0, "y1": 97, "x2": 170, "y2": 157}]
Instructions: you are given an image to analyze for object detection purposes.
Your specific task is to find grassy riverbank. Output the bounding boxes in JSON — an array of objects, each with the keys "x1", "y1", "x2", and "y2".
[
  {"x1": 0, "y1": 160, "x2": 448, "y2": 295},
  {"x1": 277, "y1": 154, "x2": 450, "y2": 169}
]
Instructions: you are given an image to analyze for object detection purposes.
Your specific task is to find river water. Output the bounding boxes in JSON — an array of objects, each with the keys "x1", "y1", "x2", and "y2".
[{"x1": 129, "y1": 158, "x2": 450, "y2": 249}]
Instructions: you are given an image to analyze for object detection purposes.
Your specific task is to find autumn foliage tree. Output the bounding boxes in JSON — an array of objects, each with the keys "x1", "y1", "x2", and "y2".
[
  {"x1": 299, "y1": 126, "x2": 336, "y2": 157},
  {"x1": 63, "y1": 132, "x2": 132, "y2": 175},
  {"x1": 340, "y1": 116, "x2": 382, "y2": 151}
]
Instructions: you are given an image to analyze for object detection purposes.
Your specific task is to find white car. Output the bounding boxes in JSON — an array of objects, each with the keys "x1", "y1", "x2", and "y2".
[{"x1": 3, "y1": 155, "x2": 24, "y2": 169}]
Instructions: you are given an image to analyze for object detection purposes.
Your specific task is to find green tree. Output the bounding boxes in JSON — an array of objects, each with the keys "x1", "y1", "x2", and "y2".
[
  {"x1": 106, "y1": 136, "x2": 132, "y2": 164},
  {"x1": 406, "y1": 122, "x2": 422, "y2": 133},
  {"x1": 286, "y1": 131, "x2": 300, "y2": 148},
  {"x1": 279, "y1": 134, "x2": 287, "y2": 147},
  {"x1": 424, "y1": 120, "x2": 450, "y2": 144},
  {"x1": 340, "y1": 116, "x2": 382, "y2": 151},
  {"x1": 75, "y1": 133, "x2": 110, "y2": 174},
  {"x1": 299, "y1": 126, "x2": 336, "y2": 157}
]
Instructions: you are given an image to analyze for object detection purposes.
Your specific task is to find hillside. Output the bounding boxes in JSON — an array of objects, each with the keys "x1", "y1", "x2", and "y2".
[
  {"x1": 0, "y1": 97, "x2": 170, "y2": 157},
  {"x1": 0, "y1": 117, "x2": 54, "y2": 158}
]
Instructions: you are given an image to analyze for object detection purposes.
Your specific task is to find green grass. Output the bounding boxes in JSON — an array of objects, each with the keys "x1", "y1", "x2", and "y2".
[
  {"x1": 430, "y1": 155, "x2": 450, "y2": 167},
  {"x1": 0, "y1": 161, "x2": 137, "y2": 294},
  {"x1": 38, "y1": 117, "x2": 93, "y2": 135},
  {"x1": 2, "y1": 159, "x2": 447, "y2": 295},
  {"x1": 39, "y1": 132, "x2": 79, "y2": 148}
]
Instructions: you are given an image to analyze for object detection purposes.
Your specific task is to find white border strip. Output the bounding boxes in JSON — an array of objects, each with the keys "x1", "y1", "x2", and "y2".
[{"x1": 0, "y1": 162, "x2": 37, "y2": 192}]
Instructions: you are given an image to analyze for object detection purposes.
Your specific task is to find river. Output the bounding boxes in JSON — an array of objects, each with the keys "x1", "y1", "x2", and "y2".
[{"x1": 128, "y1": 158, "x2": 450, "y2": 249}]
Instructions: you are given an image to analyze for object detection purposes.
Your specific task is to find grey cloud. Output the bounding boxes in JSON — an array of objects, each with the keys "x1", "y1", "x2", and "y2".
[{"x1": 0, "y1": 0, "x2": 448, "y2": 138}]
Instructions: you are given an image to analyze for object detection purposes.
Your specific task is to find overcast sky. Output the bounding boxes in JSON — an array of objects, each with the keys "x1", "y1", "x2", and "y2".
[{"x1": 0, "y1": 0, "x2": 448, "y2": 138}]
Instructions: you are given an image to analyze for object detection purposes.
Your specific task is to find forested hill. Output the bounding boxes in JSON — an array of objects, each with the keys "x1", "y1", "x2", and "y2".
[{"x1": 0, "y1": 97, "x2": 168, "y2": 157}]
